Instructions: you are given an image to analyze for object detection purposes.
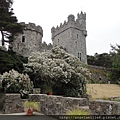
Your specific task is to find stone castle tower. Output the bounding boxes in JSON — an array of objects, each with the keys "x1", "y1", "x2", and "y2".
[
  {"x1": 51, "y1": 11, "x2": 87, "y2": 64},
  {"x1": 11, "y1": 22, "x2": 43, "y2": 57}
]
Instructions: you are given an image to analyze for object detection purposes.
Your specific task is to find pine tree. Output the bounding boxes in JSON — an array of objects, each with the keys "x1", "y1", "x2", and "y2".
[{"x1": 0, "y1": 0, "x2": 23, "y2": 46}]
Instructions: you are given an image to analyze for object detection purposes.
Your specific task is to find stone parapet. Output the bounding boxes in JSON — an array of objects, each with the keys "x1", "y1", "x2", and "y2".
[
  {"x1": 20, "y1": 22, "x2": 43, "y2": 36},
  {"x1": 2, "y1": 94, "x2": 120, "y2": 115},
  {"x1": 89, "y1": 100, "x2": 120, "y2": 115},
  {"x1": 3, "y1": 94, "x2": 88, "y2": 115},
  {"x1": 51, "y1": 12, "x2": 86, "y2": 39},
  {"x1": 88, "y1": 65, "x2": 112, "y2": 71}
]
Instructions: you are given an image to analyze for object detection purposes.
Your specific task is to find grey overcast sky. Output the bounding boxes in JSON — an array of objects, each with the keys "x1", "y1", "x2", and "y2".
[{"x1": 11, "y1": 0, "x2": 120, "y2": 55}]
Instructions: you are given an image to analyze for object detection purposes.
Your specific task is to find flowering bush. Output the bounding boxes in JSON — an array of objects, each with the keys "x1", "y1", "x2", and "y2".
[
  {"x1": 2, "y1": 69, "x2": 33, "y2": 93},
  {"x1": 24, "y1": 47, "x2": 90, "y2": 97}
]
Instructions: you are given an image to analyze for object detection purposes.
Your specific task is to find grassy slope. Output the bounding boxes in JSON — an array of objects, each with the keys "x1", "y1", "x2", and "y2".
[{"x1": 87, "y1": 84, "x2": 120, "y2": 99}]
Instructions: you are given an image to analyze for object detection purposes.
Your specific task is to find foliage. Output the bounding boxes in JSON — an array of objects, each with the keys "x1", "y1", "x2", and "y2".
[
  {"x1": 110, "y1": 44, "x2": 120, "y2": 84},
  {"x1": 0, "y1": 0, "x2": 23, "y2": 46},
  {"x1": 24, "y1": 101, "x2": 40, "y2": 112},
  {"x1": 2, "y1": 69, "x2": 33, "y2": 93},
  {"x1": 102, "y1": 96, "x2": 109, "y2": 100},
  {"x1": 89, "y1": 69, "x2": 111, "y2": 84},
  {"x1": 66, "y1": 108, "x2": 89, "y2": 115},
  {"x1": 110, "y1": 97, "x2": 120, "y2": 102},
  {"x1": 42, "y1": 83, "x2": 52, "y2": 94},
  {"x1": 24, "y1": 47, "x2": 91, "y2": 97},
  {"x1": 0, "y1": 49, "x2": 28, "y2": 74},
  {"x1": 87, "y1": 44, "x2": 120, "y2": 84},
  {"x1": 87, "y1": 53, "x2": 112, "y2": 68},
  {"x1": 20, "y1": 90, "x2": 29, "y2": 99}
]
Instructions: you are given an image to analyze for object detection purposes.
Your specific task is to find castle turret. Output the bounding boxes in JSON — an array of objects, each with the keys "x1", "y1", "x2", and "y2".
[
  {"x1": 68, "y1": 14, "x2": 75, "y2": 22},
  {"x1": 77, "y1": 11, "x2": 86, "y2": 30},
  {"x1": 11, "y1": 22, "x2": 43, "y2": 57},
  {"x1": 51, "y1": 12, "x2": 87, "y2": 64}
]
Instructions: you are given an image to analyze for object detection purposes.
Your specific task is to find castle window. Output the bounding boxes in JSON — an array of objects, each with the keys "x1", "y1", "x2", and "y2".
[
  {"x1": 75, "y1": 41, "x2": 77, "y2": 47},
  {"x1": 77, "y1": 34, "x2": 78, "y2": 39},
  {"x1": 58, "y1": 39, "x2": 59, "y2": 43},
  {"x1": 78, "y1": 52, "x2": 79, "y2": 58},
  {"x1": 79, "y1": 53, "x2": 81, "y2": 61},
  {"x1": 22, "y1": 36, "x2": 25, "y2": 42}
]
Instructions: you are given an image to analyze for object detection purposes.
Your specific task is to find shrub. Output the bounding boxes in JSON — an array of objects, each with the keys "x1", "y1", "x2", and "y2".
[
  {"x1": 2, "y1": 69, "x2": 33, "y2": 93},
  {"x1": 24, "y1": 101, "x2": 40, "y2": 112},
  {"x1": 66, "y1": 108, "x2": 89, "y2": 115},
  {"x1": 0, "y1": 49, "x2": 28, "y2": 74},
  {"x1": 24, "y1": 47, "x2": 91, "y2": 97},
  {"x1": 102, "y1": 96, "x2": 109, "y2": 100}
]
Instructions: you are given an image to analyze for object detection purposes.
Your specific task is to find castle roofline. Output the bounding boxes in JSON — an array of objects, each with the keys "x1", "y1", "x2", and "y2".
[
  {"x1": 20, "y1": 22, "x2": 43, "y2": 36},
  {"x1": 51, "y1": 12, "x2": 86, "y2": 39}
]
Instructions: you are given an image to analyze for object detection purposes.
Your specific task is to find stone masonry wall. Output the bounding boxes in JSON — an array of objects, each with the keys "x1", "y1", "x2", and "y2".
[
  {"x1": 11, "y1": 22, "x2": 43, "y2": 57},
  {"x1": 89, "y1": 100, "x2": 120, "y2": 115},
  {"x1": 88, "y1": 65, "x2": 112, "y2": 84},
  {"x1": 3, "y1": 94, "x2": 88, "y2": 115},
  {"x1": 3, "y1": 94, "x2": 120, "y2": 115}
]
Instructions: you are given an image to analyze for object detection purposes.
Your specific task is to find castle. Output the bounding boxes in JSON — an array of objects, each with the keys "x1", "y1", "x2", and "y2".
[
  {"x1": 11, "y1": 12, "x2": 87, "y2": 64},
  {"x1": 51, "y1": 11, "x2": 87, "y2": 64}
]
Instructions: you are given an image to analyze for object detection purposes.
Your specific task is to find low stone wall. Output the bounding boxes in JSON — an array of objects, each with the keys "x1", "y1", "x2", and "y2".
[
  {"x1": 89, "y1": 100, "x2": 120, "y2": 115},
  {"x1": 3, "y1": 94, "x2": 88, "y2": 115},
  {"x1": 88, "y1": 65, "x2": 112, "y2": 83},
  {"x1": 88, "y1": 65, "x2": 111, "y2": 71},
  {"x1": 3, "y1": 94, "x2": 120, "y2": 115}
]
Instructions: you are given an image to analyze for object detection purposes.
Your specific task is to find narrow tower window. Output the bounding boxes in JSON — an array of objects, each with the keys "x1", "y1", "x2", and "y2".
[
  {"x1": 22, "y1": 36, "x2": 25, "y2": 42},
  {"x1": 79, "y1": 53, "x2": 81, "y2": 61},
  {"x1": 77, "y1": 34, "x2": 78, "y2": 39},
  {"x1": 75, "y1": 41, "x2": 77, "y2": 47},
  {"x1": 78, "y1": 52, "x2": 79, "y2": 58},
  {"x1": 58, "y1": 39, "x2": 59, "y2": 43}
]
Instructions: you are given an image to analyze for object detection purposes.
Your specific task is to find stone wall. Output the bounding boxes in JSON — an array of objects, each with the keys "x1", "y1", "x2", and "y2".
[
  {"x1": 89, "y1": 100, "x2": 120, "y2": 115},
  {"x1": 3, "y1": 94, "x2": 88, "y2": 115},
  {"x1": 88, "y1": 65, "x2": 112, "y2": 83},
  {"x1": 2, "y1": 94, "x2": 120, "y2": 115},
  {"x1": 40, "y1": 42, "x2": 53, "y2": 52},
  {"x1": 11, "y1": 22, "x2": 43, "y2": 57},
  {"x1": 88, "y1": 65, "x2": 111, "y2": 71}
]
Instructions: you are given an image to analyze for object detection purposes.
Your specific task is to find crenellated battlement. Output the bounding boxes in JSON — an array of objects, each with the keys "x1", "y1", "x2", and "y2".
[
  {"x1": 20, "y1": 22, "x2": 43, "y2": 36},
  {"x1": 51, "y1": 12, "x2": 87, "y2": 64},
  {"x1": 51, "y1": 12, "x2": 86, "y2": 39}
]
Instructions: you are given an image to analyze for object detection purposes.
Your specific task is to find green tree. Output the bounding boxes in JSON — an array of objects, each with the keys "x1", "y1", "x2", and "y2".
[
  {"x1": 0, "y1": 47, "x2": 28, "y2": 74},
  {"x1": 87, "y1": 53, "x2": 112, "y2": 68},
  {"x1": 110, "y1": 44, "x2": 120, "y2": 84},
  {"x1": 0, "y1": 0, "x2": 23, "y2": 46}
]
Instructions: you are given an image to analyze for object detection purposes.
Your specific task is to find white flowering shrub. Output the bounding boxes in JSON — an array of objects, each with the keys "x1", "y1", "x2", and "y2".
[
  {"x1": 2, "y1": 69, "x2": 33, "y2": 93},
  {"x1": 24, "y1": 47, "x2": 90, "y2": 97}
]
